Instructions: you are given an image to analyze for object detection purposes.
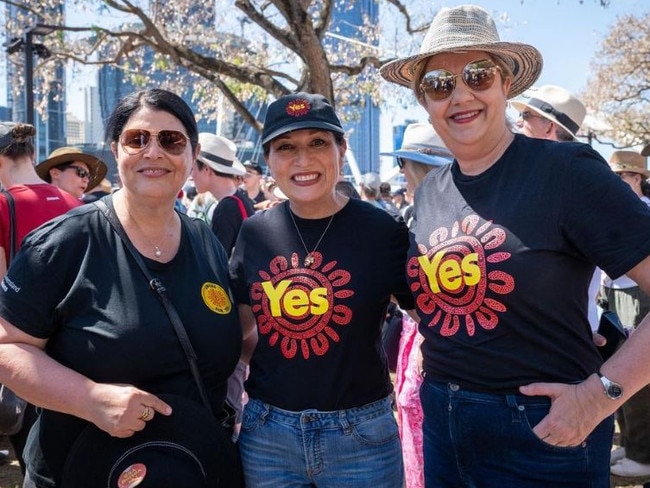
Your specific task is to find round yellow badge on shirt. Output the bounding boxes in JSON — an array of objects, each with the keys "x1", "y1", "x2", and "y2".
[{"x1": 201, "y1": 283, "x2": 232, "y2": 314}]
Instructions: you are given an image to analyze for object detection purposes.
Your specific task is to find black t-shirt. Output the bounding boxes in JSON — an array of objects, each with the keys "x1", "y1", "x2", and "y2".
[
  {"x1": 210, "y1": 188, "x2": 256, "y2": 257},
  {"x1": 0, "y1": 199, "x2": 242, "y2": 485},
  {"x1": 230, "y1": 199, "x2": 414, "y2": 411},
  {"x1": 408, "y1": 134, "x2": 650, "y2": 393}
]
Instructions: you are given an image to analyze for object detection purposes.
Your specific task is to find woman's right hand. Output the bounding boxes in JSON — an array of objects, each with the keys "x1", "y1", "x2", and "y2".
[{"x1": 86, "y1": 383, "x2": 172, "y2": 438}]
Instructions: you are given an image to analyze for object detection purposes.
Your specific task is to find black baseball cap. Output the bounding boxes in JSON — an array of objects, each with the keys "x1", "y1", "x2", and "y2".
[{"x1": 261, "y1": 92, "x2": 345, "y2": 145}]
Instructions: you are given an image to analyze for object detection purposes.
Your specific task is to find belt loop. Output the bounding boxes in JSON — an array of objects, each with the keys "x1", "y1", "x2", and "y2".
[
  {"x1": 506, "y1": 394, "x2": 522, "y2": 423},
  {"x1": 339, "y1": 409, "x2": 352, "y2": 435},
  {"x1": 259, "y1": 402, "x2": 271, "y2": 424}
]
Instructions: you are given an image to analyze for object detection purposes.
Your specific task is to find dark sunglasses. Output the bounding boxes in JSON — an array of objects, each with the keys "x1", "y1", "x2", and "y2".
[
  {"x1": 419, "y1": 59, "x2": 502, "y2": 101},
  {"x1": 120, "y1": 129, "x2": 189, "y2": 156},
  {"x1": 519, "y1": 111, "x2": 547, "y2": 122},
  {"x1": 397, "y1": 157, "x2": 407, "y2": 169},
  {"x1": 61, "y1": 165, "x2": 91, "y2": 179}
]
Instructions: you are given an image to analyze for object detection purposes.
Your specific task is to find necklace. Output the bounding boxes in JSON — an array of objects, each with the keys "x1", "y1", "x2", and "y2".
[
  {"x1": 127, "y1": 210, "x2": 176, "y2": 258},
  {"x1": 288, "y1": 207, "x2": 335, "y2": 268}
]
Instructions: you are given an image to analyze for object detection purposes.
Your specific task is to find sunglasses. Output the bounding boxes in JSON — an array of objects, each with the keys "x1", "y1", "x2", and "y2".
[
  {"x1": 419, "y1": 59, "x2": 502, "y2": 101},
  {"x1": 61, "y1": 165, "x2": 91, "y2": 179},
  {"x1": 519, "y1": 111, "x2": 547, "y2": 122},
  {"x1": 120, "y1": 129, "x2": 189, "y2": 156}
]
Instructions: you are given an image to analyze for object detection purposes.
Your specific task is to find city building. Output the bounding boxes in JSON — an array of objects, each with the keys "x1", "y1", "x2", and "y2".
[
  {"x1": 330, "y1": 1, "x2": 380, "y2": 176},
  {"x1": 5, "y1": 3, "x2": 67, "y2": 163}
]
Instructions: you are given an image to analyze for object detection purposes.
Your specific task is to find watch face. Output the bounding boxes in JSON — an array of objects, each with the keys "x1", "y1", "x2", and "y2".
[{"x1": 608, "y1": 383, "x2": 623, "y2": 399}]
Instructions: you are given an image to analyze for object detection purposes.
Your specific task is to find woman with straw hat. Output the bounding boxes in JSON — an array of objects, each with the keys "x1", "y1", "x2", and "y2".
[{"x1": 381, "y1": 4, "x2": 650, "y2": 486}]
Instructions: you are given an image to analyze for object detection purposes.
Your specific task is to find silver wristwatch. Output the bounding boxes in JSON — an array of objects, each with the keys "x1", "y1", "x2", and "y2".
[{"x1": 597, "y1": 371, "x2": 623, "y2": 400}]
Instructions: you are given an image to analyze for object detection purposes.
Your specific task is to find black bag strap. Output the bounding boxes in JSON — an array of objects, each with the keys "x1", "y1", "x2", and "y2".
[
  {"x1": 94, "y1": 197, "x2": 213, "y2": 415},
  {"x1": 1, "y1": 189, "x2": 17, "y2": 263}
]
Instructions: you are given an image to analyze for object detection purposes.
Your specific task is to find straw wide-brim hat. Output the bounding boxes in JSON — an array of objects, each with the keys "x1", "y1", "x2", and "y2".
[
  {"x1": 36, "y1": 146, "x2": 108, "y2": 191},
  {"x1": 510, "y1": 85, "x2": 586, "y2": 139},
  {"x1": 380, "y1": 4, "x2": 543, "y2": 99},
  {"x1": 609, "y1": 151, "x2": 650, "y2": 178}
]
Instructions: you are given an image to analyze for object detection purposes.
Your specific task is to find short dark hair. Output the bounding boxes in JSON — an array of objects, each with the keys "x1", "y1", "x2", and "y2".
[
  {"x1": 195, "y1": 159, "x2": 235, "y2": 179},
  {"x1": 105, "y1": 89, "x2": 198, "y2": 152},
  {"x1": 244, "y1": 162, "x2": 263, "y2": 175}
]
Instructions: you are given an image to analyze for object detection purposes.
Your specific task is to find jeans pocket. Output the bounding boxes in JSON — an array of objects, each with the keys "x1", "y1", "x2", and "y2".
[
  {"x1": 241, "y1": 403, "x2": 262, "y2": 433},
  {"x1": 519, "y1": 402, "x2": 583, "y2": 452},
  {"x1": 351, "y1": 409, "x2": 400, "y2": 446}
]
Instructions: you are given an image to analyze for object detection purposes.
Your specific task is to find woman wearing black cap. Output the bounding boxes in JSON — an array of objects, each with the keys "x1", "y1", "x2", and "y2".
[{"x1": 230, "y1": 92, "x2": 414, "y2": 487}]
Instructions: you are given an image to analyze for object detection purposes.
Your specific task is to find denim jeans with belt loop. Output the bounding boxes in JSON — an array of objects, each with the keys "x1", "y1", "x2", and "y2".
[
  {"x1": 420, "y1": 376, "x2": 614, "y2": 488},
  {"x1": 239, "y1": 396, "x2": 404, "y2": 487}
]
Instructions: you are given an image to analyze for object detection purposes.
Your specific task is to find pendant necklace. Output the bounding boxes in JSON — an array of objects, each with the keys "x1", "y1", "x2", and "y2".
[
  {"x1": 288, "y1": 207, "x2": 335, "y2": 268},
  {"x1": 128, "y1": 210, "x2": 176, "y2": 258}
]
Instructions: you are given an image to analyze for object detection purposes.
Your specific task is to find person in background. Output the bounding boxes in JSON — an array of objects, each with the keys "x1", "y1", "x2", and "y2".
[
  {"x1": 0, "y1": 122, "x2": 81, "y2": 477},
  {"x1": 335, "y1": 180, "x2": 361, "y2": 200},
  {"x1": 392, "y1": 188, "x2": 407, "y2": 213},
  {"x1": 511, "y1": 84, "x2": 586, "y2": 142},
  {"x1": 242, "y1": 162, "x2": 265, "y2": 205},
  {"x1": 511, "y1": 85, "x2": 602, "y2": 333},
  {"x1": 359, "y1": 172, "x2": 383, "y2": 209},
  {"x1": 0, "y1": 89, "x2": 242, "y2": 487},
  {"x1": 381, "y1": 4, "x2": 650, "y2": 486},
  {"x1": 192, "y1": 133, "x2": 255, "y2": 257},
  {"x1": 380, "y1": 121, "x2": 452, "y2": 488},
  {"x1": 36, "y1": 147, "x2": 107, "y2": 200},
  {"x1": 603, "y1": 151, "x2": 650, "y2": 479},
  {"x1": 81, "y1": 178, "x2": 113, "y2": 204},
  {"x1": 230, "y1": 92, "x2": 414, "y2": 487},
  {"x1": 379, "y1": 182, "x2": 399, "y2": 214}
]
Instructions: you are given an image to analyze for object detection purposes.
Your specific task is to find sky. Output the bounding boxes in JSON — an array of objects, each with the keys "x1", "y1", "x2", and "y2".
[
  {"x1": 3, "y1": 0, "x2": 647, "y2": 164},
  {"x1": 381, "y1": 0, "x2": 648, "y2": 163}
]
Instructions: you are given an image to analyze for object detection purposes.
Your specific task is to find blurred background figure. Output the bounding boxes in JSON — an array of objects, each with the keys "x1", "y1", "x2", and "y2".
[
  {"x1": 36, "y1": 147, "x2": 107, "y2": 200},
  {"x1": 511, "y1": 84, "x2": 586, "y2": 142},
  {"x1": 81, "y1": 178, "x2": 113, "y2": 204},
  {"x1": 604, "y1": 151, "x2": 650, "y2": 480},
  {"x1": 0, "y1": 122, "x2": 81, "y2": 477},
  {"x1": 380, "y1": 121, "x2": 452, "y2": 488},
  {"x1": 193, "y1": 133, "x2": 254, "y2": 257}
]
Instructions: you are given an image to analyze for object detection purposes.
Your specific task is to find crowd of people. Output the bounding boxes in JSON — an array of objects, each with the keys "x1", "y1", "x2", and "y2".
[{"x1": 0, "y1": 4, "x2": 650, "y2": 488}]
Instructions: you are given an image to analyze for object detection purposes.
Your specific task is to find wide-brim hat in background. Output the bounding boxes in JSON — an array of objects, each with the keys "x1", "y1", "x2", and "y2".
[
  {"x1": 609, "y1": 151, "x2": 649, "y2": 178},
  {"x1": 61, "y1": 394, "x2": 241, "y2": 488},
  {"x1": 379, "y1": 4, "x2": 543, "y2": 99},
  {"x1": 380, "y1": 122, "x2": 453, "y2": 166},
  {"x1": 510, "y1": 85, "x2": 586, "y2": 139},
  {"x1": 641, "y1": 144, "x2": 650, "y2": 157},
  {"x1": 197, "y1": 133, "x2": 246, "y2": 176},
  {"x1": 262, "y1": 92, "x2": 345, "y2": 145},
  {"x1": 36, "y1": 146, "x2": 108, "y2": 191}
]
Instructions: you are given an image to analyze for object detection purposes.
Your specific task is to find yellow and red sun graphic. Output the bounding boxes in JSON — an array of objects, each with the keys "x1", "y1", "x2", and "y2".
[
  {"x1": 252, "y1": 252, "x2": 353, "y2": 360},
  {"x1": 408, "y1": 215, "x2": 514, "y2": 336},
  {"x1": 286, "y1": 99, "x2": 311, "y2": 117}
]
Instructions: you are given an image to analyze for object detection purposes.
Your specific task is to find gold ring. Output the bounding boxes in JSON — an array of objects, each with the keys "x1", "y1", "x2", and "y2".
[{"x1": 139, "y1": 406, "x2": 151, "y2": 421}]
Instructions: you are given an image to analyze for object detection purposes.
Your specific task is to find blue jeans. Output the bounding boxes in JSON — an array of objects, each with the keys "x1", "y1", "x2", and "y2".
[
  {"x1": 420, "y1": 377, "x2": 614, "y2": 488},
  {"x1": 239, "y1": 396, "x2": 404, "y2": 487}
]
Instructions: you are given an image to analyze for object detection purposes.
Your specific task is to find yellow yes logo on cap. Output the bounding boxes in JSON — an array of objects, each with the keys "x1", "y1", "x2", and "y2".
[{"x1": 201, "y1": 283, "x2": 232, "y2": 315}]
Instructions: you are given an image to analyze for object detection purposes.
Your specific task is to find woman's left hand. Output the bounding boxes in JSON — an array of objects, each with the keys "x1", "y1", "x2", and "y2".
[{"x1": 518, "y1": 375, "x2": 611, "y2": 447}]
